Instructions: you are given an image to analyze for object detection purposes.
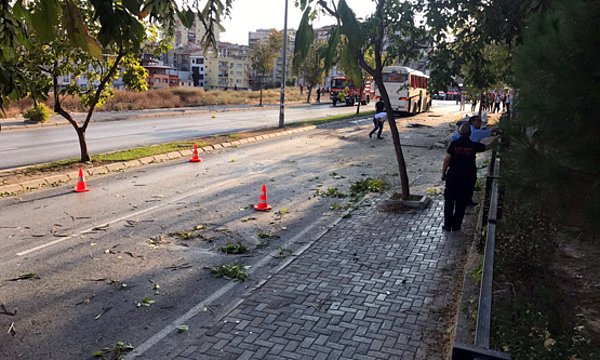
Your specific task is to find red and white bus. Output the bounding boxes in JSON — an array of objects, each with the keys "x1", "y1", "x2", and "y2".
[{"x1": 375, "y1": 66, "x2": 430, "y2": 114}]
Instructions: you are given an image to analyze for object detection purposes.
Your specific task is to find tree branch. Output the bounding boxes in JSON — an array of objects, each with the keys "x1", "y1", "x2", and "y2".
[{"x1": 82, "y1": 45, "x2": 124, "y2": 132}]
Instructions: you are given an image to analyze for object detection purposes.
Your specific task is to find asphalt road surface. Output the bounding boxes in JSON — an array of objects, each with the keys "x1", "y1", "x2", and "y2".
[
  {"x1": 0, "y1": 104, "x2": 361, "y2": 170},
  {"x1": 0, "y1": 104, "x2": 461, "y2": 359},
  {"x1": 0, "y1": 101, "x2": 462, "y2": 171}
]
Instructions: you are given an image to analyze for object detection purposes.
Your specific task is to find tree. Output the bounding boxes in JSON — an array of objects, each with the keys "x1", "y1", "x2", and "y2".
[
  {"x1": 508, "y1": 0, "x2": 600, "y2": 233},
  {"x1": 1, "y1": 0, "x2": 232, "y2": 160},
  {"x1": 296, "y1": 0, "x2": 427, "y2": 200},
  {"x1": 250, "y1": 30, "x2": 282, "y2": 107},
  {"x1": 293, "y1": 40, "x2": 328, "y2": 103}
]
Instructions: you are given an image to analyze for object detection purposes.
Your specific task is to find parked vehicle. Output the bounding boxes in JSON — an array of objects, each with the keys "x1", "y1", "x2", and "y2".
[
  {"x1": 375, "y1": 66, "x2": 430, "y2": 114},
  {"x1": 330, "y1": 76, "x2": 375, "y2": 106}
]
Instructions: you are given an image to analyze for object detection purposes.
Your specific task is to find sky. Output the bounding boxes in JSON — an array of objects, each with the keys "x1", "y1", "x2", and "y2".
[{"x1": 220, "y1": 0, "x2": 376, "y2": 45}]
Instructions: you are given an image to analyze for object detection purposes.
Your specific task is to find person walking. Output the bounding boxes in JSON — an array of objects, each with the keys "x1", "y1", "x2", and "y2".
[
  {"x1": 441, "y1": 124, "x2": 487, "y2": 231},
  {"x1": 369, "y1": 98, "x2": 387, "y2": 139}
]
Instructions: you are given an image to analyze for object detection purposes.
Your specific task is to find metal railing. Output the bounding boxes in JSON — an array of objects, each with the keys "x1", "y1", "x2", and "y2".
[{"x1": 452, "y1": 151, "x2": 511, "y2": 360}]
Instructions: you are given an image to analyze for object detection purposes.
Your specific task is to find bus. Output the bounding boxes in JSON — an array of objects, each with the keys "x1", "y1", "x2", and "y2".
[{"x1": 375, "y1": 66, "x2": 430, "y2": 114}]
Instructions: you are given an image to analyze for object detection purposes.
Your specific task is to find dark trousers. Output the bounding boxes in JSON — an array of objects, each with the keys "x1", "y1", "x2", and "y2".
[
  {"x1": 369, "y1": 119, "x2": 384, "y2": 138},
  {"x1": 444, "y1": 174, "x2": 472, "y2": 230}
]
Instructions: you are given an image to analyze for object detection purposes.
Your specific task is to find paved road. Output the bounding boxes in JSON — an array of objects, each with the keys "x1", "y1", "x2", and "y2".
[
  {"x1": 0, "y1": 104, "x2": 468, "y2": 359},
  {"x1": 0, "y1": 104, "x2": 359, "y2": 170},
  {"x1": 0, "y1": 100, "x2": 463, "y2": 171}
]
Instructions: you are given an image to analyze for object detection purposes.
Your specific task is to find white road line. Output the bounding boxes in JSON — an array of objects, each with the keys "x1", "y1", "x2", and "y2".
[{"x1": 16, "y1": 175, "x2": 262, "y2": 256}]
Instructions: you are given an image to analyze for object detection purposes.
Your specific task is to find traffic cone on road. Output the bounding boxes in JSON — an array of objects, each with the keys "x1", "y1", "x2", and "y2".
[
  {"x1": 253, "y1": 184, "x2": 272, "y2": 211},
  {"x1": 74, "y1": 168, "x2": 89, "y2": 192},
  {"x1": 189, "y1": 144, "x2": 202, "y2": 163}
]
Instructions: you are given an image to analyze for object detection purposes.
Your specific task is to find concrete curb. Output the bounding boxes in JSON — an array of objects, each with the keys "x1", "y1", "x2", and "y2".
[{"x1": 0, "y1": 125, "x2": 319, "y2": 197}]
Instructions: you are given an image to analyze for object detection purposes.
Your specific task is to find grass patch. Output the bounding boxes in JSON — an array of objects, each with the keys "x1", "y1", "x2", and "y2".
[{"x1": 96, "y1": 143, "x2": 203, "y2": 162}]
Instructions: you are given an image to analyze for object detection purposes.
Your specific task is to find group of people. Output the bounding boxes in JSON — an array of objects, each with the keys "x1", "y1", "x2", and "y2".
[
  {"x1": 366, "y1": 98, "x2": 498, "y2": 232},
  {"x1": 442, "y1": 115, "x2": 498, "y2": 231},
  {"x1": 462, "y1": 92, "x2": 512, "y2": 116}
]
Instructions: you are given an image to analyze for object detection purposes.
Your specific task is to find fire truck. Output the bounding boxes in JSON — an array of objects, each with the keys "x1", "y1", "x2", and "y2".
[{"x1": 330, "y1": 76, "x2": 375, "y2": 106}]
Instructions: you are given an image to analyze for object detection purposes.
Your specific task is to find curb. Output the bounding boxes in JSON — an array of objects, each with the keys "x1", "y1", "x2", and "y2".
[{"x1": 0, "y1": 125, "x2": 319, "y2": 197}]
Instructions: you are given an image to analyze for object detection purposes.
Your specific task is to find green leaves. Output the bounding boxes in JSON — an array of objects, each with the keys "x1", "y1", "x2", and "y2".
[
  {"x1": 176, "y1": 8, "x2": 195, "y2": 28},
  {"x1": 32, "y1": 0, "x2": 60, "y2": 42},
  {"x1": 62, "y1": 1, "x2": 102, "y2": 59},
  {"x1": 293, "y1": 8, "x2": 314, "y2": 71}
]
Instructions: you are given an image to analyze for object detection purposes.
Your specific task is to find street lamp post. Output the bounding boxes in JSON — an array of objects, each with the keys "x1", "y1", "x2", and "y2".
[{"x1": 278, "y1": 0, "x2": 288, "y2": 128}]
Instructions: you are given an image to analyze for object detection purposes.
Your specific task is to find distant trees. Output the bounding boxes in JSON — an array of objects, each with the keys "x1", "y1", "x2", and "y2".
[
  {"x1": 293, "y1": 40, "x2": 328, "y2": 103},
  {"x1": 250, "y1": 30, "x2": 282, "y2": 107}
]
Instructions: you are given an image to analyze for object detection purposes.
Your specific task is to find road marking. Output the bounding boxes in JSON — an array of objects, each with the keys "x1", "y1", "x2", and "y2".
[{"x1": 16, "y1": 175, "x2": 261, "y2": 256}]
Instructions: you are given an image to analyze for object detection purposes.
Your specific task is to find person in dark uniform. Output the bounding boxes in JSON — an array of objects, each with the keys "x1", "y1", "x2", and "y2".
[
  {"x1": 369, "y1": 98, "x2": 387, "y2": 139},
  {"x1": 441, "y1": 124, "x2": 486, "y2": 231}
]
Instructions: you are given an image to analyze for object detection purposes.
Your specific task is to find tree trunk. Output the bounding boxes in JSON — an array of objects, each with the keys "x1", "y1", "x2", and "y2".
[
  {"x1": 76, "y1": 127, "x2": 91, "y2": 162},
  {"x1": 306, "y1": 86, "x2": 312, "y2": 103},
  {"x1": 259, "y1": 76, "x2": 264, "y2": 107},
  {"x1": 356, "y1": 79, "x2": 365, "y2": 114},
  {"x1": 375, "y1": 77, "x2": 410, "y2": 199}
]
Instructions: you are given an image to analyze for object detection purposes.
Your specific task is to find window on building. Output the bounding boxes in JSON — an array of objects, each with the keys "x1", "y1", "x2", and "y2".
[{"x1": 198, "y1": 58, "x2": 204, "y2": 64}]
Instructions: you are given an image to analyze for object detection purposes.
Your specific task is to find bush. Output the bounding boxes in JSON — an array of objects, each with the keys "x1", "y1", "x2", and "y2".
[{"x1": 23, "y1": 104, "x2": 52, "y2": 123}]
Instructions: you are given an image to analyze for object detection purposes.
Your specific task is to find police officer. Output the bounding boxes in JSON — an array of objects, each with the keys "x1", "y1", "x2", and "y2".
[{"x1": 441, "y1": 124, "x2": 487, "y2": 231}]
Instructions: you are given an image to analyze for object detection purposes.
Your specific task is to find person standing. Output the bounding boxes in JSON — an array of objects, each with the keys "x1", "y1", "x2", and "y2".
[
  {"x1": 316, "y1": 86, "x2": 321, "y2": 103},
  {"x1": 493, "y1": 93, "x2": 501, "y2": 113},
  {"x1": 369, "y1": 98, "x2": 387, "y2": 139},
  {"x1": 448, "y1": 115, "x2": 498, "y2": 206},
  {"x1": 441, "y1": 124, "x2": 487, "y2": 231},
  {"x1": 459, "y1": 93, "x2": 465, "y2": 111},
  {"x1": 504, "y1": 94, "x2": 512, "y2": 116}
]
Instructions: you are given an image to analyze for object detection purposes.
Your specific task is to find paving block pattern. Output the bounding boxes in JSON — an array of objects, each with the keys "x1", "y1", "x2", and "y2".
[{"x1": 172, "y1": 196, "x2": 469, "y2": 360}]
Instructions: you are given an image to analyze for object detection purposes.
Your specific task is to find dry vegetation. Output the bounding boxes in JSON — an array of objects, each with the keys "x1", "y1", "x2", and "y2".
[{"x1": 2, "y1": 87, "x2": 316, "y2": 118}]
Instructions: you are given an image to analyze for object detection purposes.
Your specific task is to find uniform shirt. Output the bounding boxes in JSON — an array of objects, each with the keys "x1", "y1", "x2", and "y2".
[
  {"x1": 447, "y1": 137, "x2": 486, "y2": 176},
  {"x1": 374, "y1": 112, "x2": 387, "y2": 122},
  {"x1": 449, "y1": 125, "x2": 493, "y2": 143}
]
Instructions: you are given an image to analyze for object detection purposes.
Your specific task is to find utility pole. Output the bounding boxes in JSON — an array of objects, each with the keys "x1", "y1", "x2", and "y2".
[{"x1": 278, "y1": 0, "x2": 289, "y2": 128}]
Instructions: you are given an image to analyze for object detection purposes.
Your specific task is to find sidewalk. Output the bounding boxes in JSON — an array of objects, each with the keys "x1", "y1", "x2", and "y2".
[{"x1": 133, "y1": 193, "x2": 475, "y2": 359}]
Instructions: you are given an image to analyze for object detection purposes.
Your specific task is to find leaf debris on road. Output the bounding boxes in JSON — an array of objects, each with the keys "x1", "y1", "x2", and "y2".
[
  {"x1": 75, "y1": 295, "x2": 96, "y2": 306},
  {"x1": 165, "y1": 263, "x2": 192, "y2": 271},
  {"x1": 94, "y1": 306, "x2": 113, "y2": 320},
  {"x1": 0, "y1": 303, "x2": 17, "y2": 316},
  {"x1": 7, "y1": 273, "x2": 40, "y2": 281}
]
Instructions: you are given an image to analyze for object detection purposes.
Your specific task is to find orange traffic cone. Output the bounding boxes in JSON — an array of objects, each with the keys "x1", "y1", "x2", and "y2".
[
  {"x1": 253, "y1": 184, "x2": 272, "y2": 211},
  {"x1": 74, "y1": 168, "x2": 89, "y2": 192},
  {"x1": 189, "y1": 144, "x2": 202, "y2": 163}
]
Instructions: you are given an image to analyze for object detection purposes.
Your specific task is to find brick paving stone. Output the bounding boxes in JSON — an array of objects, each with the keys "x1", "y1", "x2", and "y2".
[{"x1": 168, "y1": 196, "x2": 472, "y2": 359}]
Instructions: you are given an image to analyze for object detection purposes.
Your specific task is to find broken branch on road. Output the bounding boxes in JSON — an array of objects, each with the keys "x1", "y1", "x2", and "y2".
[{"x1": 0, "y1": 303, "x2": 17, "y2": 316}]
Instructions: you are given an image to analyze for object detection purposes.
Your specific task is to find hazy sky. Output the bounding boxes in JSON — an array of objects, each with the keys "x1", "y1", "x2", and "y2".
[{"x1": 220, "y1": 0, "x2": 376, "y2": 45}]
